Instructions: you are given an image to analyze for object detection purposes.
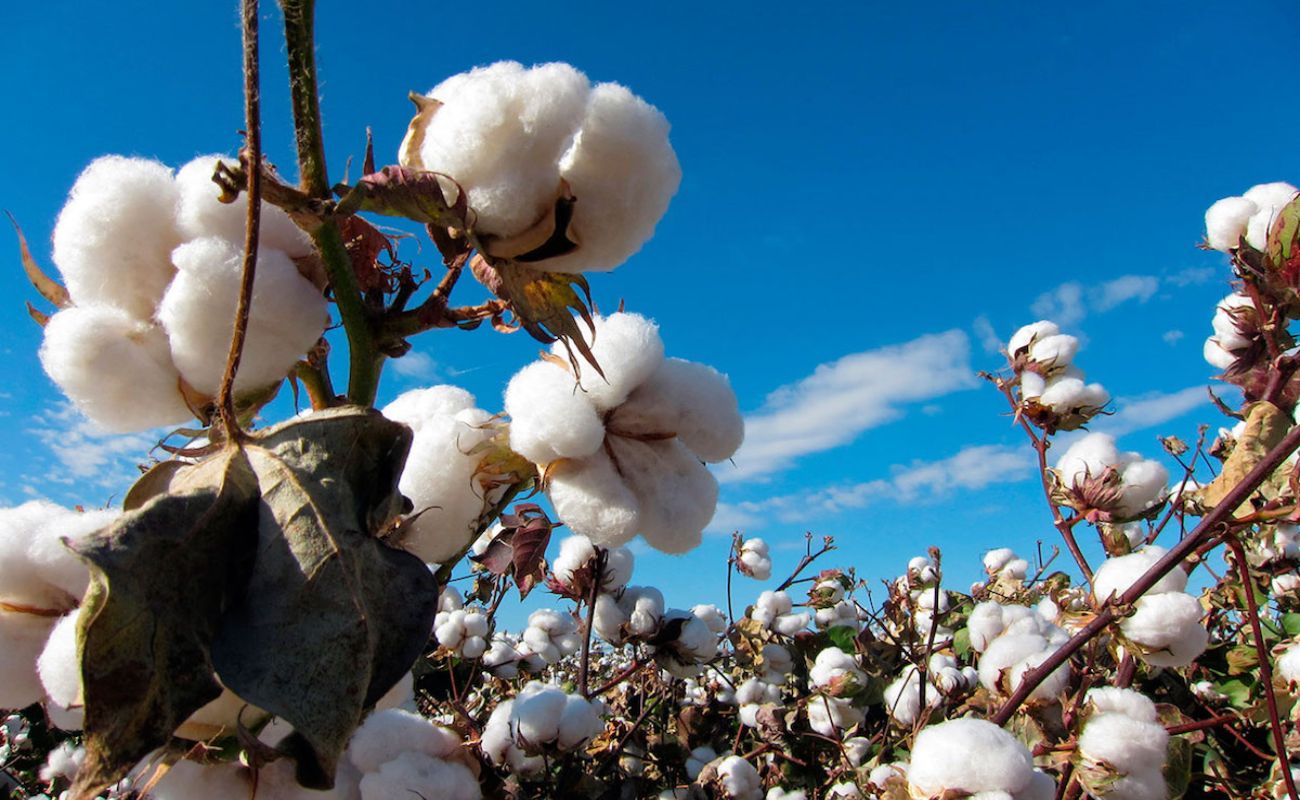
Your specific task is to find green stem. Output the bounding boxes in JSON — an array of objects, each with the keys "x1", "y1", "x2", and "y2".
[
  {"x1": 279, "y1": 0, "x2": 328, "y2": 198},
  {"x1": 312, "y1": 222, "x2": 383, "y2": 405}
]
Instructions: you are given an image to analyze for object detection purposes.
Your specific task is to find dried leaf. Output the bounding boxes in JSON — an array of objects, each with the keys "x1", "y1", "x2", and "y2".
[
  {"x1": 468, "y1": 503, "x2": 555, "y2": 599},
  {"x1": 335, "y1": 166, "x2": 466, "y2": 232},
  {"x1": 7, "y1": 211, "x2": 70, "y2": 309},
  {"x1": 69, "y1": 449, "x2": 261, "y2": 800},
  {"x1": 1267, "y1": 194, "x2": 1300, "y2": 290},
  {"x1": 1200, "y1": 401, "x2": 1289, "y2": 512},
  {"x1": 475, "y1": 260, "x2": 603, "y2": 379}
]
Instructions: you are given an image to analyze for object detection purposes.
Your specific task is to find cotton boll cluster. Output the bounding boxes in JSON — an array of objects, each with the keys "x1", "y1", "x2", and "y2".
[
  {"x1": 1054, "y1": 433, "x2": 1169, "y2": 521},
  {"x1": 968, "y1": 601, "x2": 1072, "y2": 702},
  {"x1": 505, "y1": 312, "x2": 742, "y2": 553},
  {"x1": 1006, "y1": 321, "x2": 1109, "y2": 432},
  {"x1": 1204, "y1": 182, "x2": 1299, "y2": 252},
  {"x1": 1203, "y1": 293, "x2": 1261, "y2": 372},
  {"x1": 736, "y1": 538, "x2": 772, "y2": 580},
  {"x1": 882, "y1": 656, "x2": 979, "y2": 727},
  {"x1": 750, "y1": 590, "x2": 810, "y2": 636},
  {"x1": 654, "y1": 609, "x2": 722, "y2": 678},
  {"x1": 907, "y1": 718, "x2": 1054, "y2": 800},
  {"x1": 700, "y1": 754, "x2": 762, "y2": 800},
  {"x1": 1092, "y1": 549, "x2": 1208, "y2": 667},
  {"x1": 984, "y1": 548, "x2": 1030, "y2": 581},
  {"x1": 594, "y1": 585, "x2": 665, "y2": 644},
  {"x1": 480, "y1": 681, "x2": 605, "y2": 763},
  {"x1": 348, "y1": 709, "x2": 480, "y2": 800},
  {"x1": 548, "y1": 534, "x2": 635, "y2": 599},
  {"x1": 906, "y1": 555, "x2": 939, "y2": 586},
  {"x1": 401, "y1": 62, "x2": 680, "y2": 273},
  {"x1": 381, "y1": 386, "x2": 511, "y2": 564},
  {"x1": 1074, "y1": 688, "x2": 1169, "y2": 800},
  {"x1": 520, "y1": 609, "x2": 583, "y2": 665},
  {"x1": 43, "y1": 155, "x2": 327, "y2": 431},
  {"x1": 0, "y1": 501, "x2": 118, "y2": 721},
  {"x1": 433, "y1": 590, "x2": 491, "y2": 659}
]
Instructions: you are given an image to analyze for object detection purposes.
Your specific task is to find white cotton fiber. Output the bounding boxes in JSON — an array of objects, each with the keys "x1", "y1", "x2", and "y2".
[
  {"x1": 1085, "y1": 687, "x2": 1157, "y2": 723},
  {"x1": 149, "y1": 759, "x2": 250, "y2": 800},
  {"x1": 1092, "y1": 547, "x2": 1185, "y2": 602},
  {"x1": 39, "y1": 740, "x2": 84, "y2": 783},
  {"x1": 1243, "y1": 181, "x2": 1299, "y2": 251},
  {"x1": 563, "y1": 312, "x2": 665, "y2": 410},
  {"x1": 1203, "y1": 338, "x2": 1237, "y2": 371},
  {"x1": 359, "y1": 751, "x2": 480, "y2": 800},
  {"x1": 40, "y1": 305, "x2": 194, "y2": 432},
  {"x1": 1056, "y1": 433, "x2": 1121, "y2": 488},
  {"x1": 557, "y1": 692, "x2": 605, "y2": 749},
  {"x1": 716, "y1": 755, "x2": 763, "y2": 800},
  {"x1": 979, "y1": 633, "x2": 1067, "y2": 699},
  {"x1": 347, "y1": 708, "x2": 461, "y2": 773},
  {"x1": 545, "y1": 81, "x2": 682, "y2": 274},
  {"x1": 548, "y1": 451, "x2": 642, "y2": 546},
  {"x1": 1278, "y1": 642, "x2": 1300, "y2": 685},
  {"x1": 161, "y1": 236, "x2": 328, "y2": 396},
  {"x1": 51, "y1": 155, "x2": 182, "y2": 318},
  {"x1": 810, "y1": 647, "x2": 865, "y2": 691},
  {"x1": 407, "y1": 62, "x2": 590, "y2": 238},
  {"x1": 1204, "y1": 196, "x2": 1258, "y2": 251},
  {"x1": 1078, "y1": 712, "x2": 1168, "y2": 777},
  {"x1": 505, "y1": 361, "x2": 605, "y2": 464},
  {"x1": 616, "y1": 357, "x2": 744, "y2": 462},
  {"x1": 1008, "y1": 321, "x2": 1059, "y2": 357},
  {"x1": 28, "y1": 506, "x2": 116, "y2": 602},
  {"x1": 1121, "y1": 592, "x2": 1208, "y2": 667},
  {"x1": 36, "y1": 610, "x2": 81, "y2": 708},
  {"x1": 1028, "y1": 334, "x2": 1078, "y2": 369},
  {"x1": 608, "y1": 436, "x2": 717, "y2": 554},
  {"x1": 908, "y1": 717, "x2": 1034, "y2": 797},
  {"x1": 512, "y1": 681, "x2": 567, "y2": 747},
  {"x1": 0, "y1": 610, "x2": 56, "y2": 709},
  {"x1": 175, "y1": 155, "x2": 314, "y2": 258},
  {"x1": 738, "y1": 538, "x2": 773, "y2": 580},
  {"x1": 382, "y1": 385, "x2": 477, "y2": 434},
  {"x1": 0, "y1": 501, "x2": 77, "y2": 609},
  {"x1": 1115, "y1": 460, "x2": 1169, "y2": 518}
]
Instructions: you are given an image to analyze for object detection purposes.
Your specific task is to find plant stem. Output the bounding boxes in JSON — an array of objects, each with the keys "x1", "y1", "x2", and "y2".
[
  {"x1": 1225, "y1": 535, "x2": 1299, "y2": 800},
  {"x1": 312, "y1": 221, "x2": 383, "y2": 405},
  {"x1": 991, "y1": 419, "x2": 1300, "y2": 725},
  {"x1": 217, "y1": 0, "x2": 263, "y2": 443},
  {"x1": 578, "y1": 549, "x2": 606, "y2": 697},
  {"x1": 279, "y1": 0, "x2": 328, "y2": 198}
]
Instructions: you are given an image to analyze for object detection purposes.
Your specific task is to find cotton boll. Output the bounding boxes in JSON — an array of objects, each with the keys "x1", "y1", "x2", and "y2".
[
  {"x1": 0, "y1": 502, "x2": 80, "y2": 610},
  {"x1": 347, "y1": 708, "x2": 462, "y2": 773},
  {"x1": 1243, "y1": 182, "x2": 1299, "y2": 250},
  {"x1": 1211, "y1": 294, "x2": 1254, "y2": 350},
  {"x1": 715, "y1": 755, "x2": 762, "y2": 800},
  {"x1": 359, "y1": 751, "x2": 480, "y2": 800},
  {"x1": 40, "y1": 306, "x2": 194, "y2": 432},
  {"x1": 806, "y1": 694, "x2": 863, "y2": 736},
  {"x1": 406, "y1": 62, "x2": 590, "y2": 238},
  {"x1": 39, "y1": 740, "x2": 84, "y2": 784},
  {"x1": 381, "y1": 385, "x2": 477, "y2": 434},
  {"x1": 36, "y1": 611, "x2": 80, "y2": 709},
  {"x1": 28, "y1": 506, "x2": 116, "y2": 602},
  {"x1": 809, "y1": 647, "x2": 866, "y2": 692},
  {"x1": 512, "y1": 683, "x2": 568, "y2": 748},
  {"x1": 1205, "y1": 196, "x2": 1259, "y2": 251},
  {"x1": 175, "y1": 155, "x2": 314, "y2": 258},
  {"x1": 149, "y1": 759, "x2": 250, "y2": 800},
  {"x1": 256, "y1": 757, "x2": 363, "y2": 800},
  {"x1": 1078, "y1": 713, "x2": 1169, "y2": 777},
  {"x1": 979, "y1": 633, "x2": 1063, "y2": 698},
  {"x1": 556, "y1": 693, "x2": 604, "y2": 749},
  {"x1": 984, "y1": 548, "x2": 1015, "y2": 575},
  {"x1": 615, "y1": 358, "x2": 744, "y2": 462},
  {"x1": 504, "y1": 361, "x2": 605, "y2": 464},
  {"x1": 608, "y1": 435, "x2": 717, "y2": 554},
  {"x1": 548, "y1": 452, "x2": 642, "y2": 547},
  {"x1": 51, "y1": 155, "x2": 182, "y2": 318},
  {"x1": 738, "y1": 538, "x2": 772, "y2": 580},
  {"x1": 1028, "y1": 334, "x2": 1079, "y2": 369},
  {"x1": 564, "y1": 312, "x2": 665, "y2": 410},
  {"x1": 1116, "y1": 460, "x2": 1168, "y2": 518},
  {"x1": 1092, "y1": 547, "x2": 1185, "y2": 603},
  {"x1": 1204, "y1": 338, "x2": 1238, "y2": 371},
  {"x1": 1008, "y1": 321, "x2": 1060, "y2": 357},
  {"x1": 1104, "y1": 768, "x2": 1166, "y2": 800},
  {"x1": 882, "y1": 668, "x2": 927, "y2": 726},
  {"x1": 1121, "y1": 592, "x2": 1208, "y2": 667},
  {"x1": 0, "y1": 611, "x2": 59, "y2": 709},
  {"x1": 907, "y1": 718, "x2": 1034, "y2": 797},
  {"x1": 692, "y1": 604, "x2": 727, "y2": 635},
  {"x1": 602, "y1": 545, "x2": 635, "y2": 592},
  {"x1": 161, "y1": 236, "x2": 327, "y2": 396},
  {"x1": 1020, "y1": 371, "x2": 1046, "y2": 401},
  {"x1": 1277, "y1": 642, "x2": 1300, "y2": 685},
  {"x1": 1056, "y1": 432, "x2": 1121, "y2": 489}
]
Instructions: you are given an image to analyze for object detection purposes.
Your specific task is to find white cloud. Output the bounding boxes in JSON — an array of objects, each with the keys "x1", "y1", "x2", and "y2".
[
  {"x1": 1091, "y1": 275, "x2": 1159, "y2": 312},
  {"x1": 1166, "y1": 266, "x2": 1216, "y2": 287},
  {"x1": 1162, "y1": 329, "x2": 1184, "y2": 346},
  {"x1": 714, "y1": 443, "x2": 1033, "y2": 529},
  {"x1": 1093, "y1": 385, "x2": 1210, "y2": 439},
  {"x1": 1030, "y1": 282, "x2": 1087, "y2": 326},
  {"x1": 391, "y1": 351, "x2": 438, "y2": 381},
  {"x1": 972, "y1": 315, "x2": 1003, "y2": 355},
  {"x1": 32, "y1": 404, "x2": 158, "y2": 491},
  {"x1": 1030, "y1": 275, "x2": 1159, "y2": 327},
  {"x1": 722, "y1": 330, "x2": 977, "y2": 483}
]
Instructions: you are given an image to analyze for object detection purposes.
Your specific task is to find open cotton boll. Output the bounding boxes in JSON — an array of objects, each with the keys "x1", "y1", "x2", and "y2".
[
  {"x1": 548, "y1": 452, "x2": 642, "y2": 547},
  {"x1": 1121, "y1": 592, "x2": 1208, "y2": 667},
  {"x1": 359, "y1": 751, "x2": 480, "y2": 800},
  {"x1": 810, "y1": 647, "x2": 866, "y2": 692},
  {"x1": 381, "y1": 385, "x2": 477, "y2": 434},
  {"x1": 1039, "y1": 377, "x2": 1109, "y2": 415},
  {"x1": 1008, "y1": 321, "x2": 1059, "y2": 357},
  {"x1": 736, "y1": 538, "x2": 772, "y2": 580},
  {"x1": 404, "y1": 61, "x2": 589, "y2": 238},
  {"x1": 1078, "y1": 712, "x2": 1169, "y2": 777},
  {"x1": 1092, "y1": 547, "x2": 1185, "y2": 602},
  {"x1": 346, "y1": 708, "x2": 462, "y2": 774},
  {"x1": 1115, "y1": 460, "x2": 1168, "y2": 518},
  {"x1": 607, "y1": 436, "x2": 718, "y2": 554},
  {"x1": 51, "y1": 155, "x2": 182, "y2": 319},
  {"x1": 1203, "y1": 338, "x2": 1237, "y2": 371},
  {"x1": 1027, "y1": 334, "x2": 1079, "y2": 370},
  {"x1": 715, "y1": 755, "x2": 763, "y2": 800},
  {"x1": 36, "y1": 611, "x2": 81, "y2": 710},
  {"x1": 543, "y1": 81, "x2": 681, "y2": 274},
  {"x1": 562, "y1": 312, "x2": 665, "y2": 410},
  {"x1": 616, "y1": 358, "x2": 744, "y2": 463},
  {"x1": 1276, "y1": 642, "x2": 1300, "y2": 685},
  {"x1": 1055, "y1": 432, "x2": 1121, "y2": 488},
  {"x1": 40, "y1": 305, "x2": 194, "y2": 432},
  {"x1": 149, "y1": 759, "x2": 251, "y2": 800},
  {"x1": 557, "y1": 692, "x2": 605, "y2": 749},
  {"x1": 1204, "y1": 196, "x2": 1259, "y2": 251},
  {"x1": 1084, "y1": 688, "x2": 1158, "y2": 724},
  {"x1": 161, "y1": 236, "x2": 328, "y2": 396},
  {"x1": 39, "y1": 740, "x2": 84, "y2": 784},
  {"x1": 807, "y1": 694, "x2": 864, "y2": 736},
  {"x1": 1211, "y1": 294, "x2": 1254, "y2": 350},
  {"x1": 0, "y1": 502, "x2": 87, "y2": 609},
  {"x1": 908, "y1": 718, "x2": 1035, "y2": 798},
  {"x1": 28, "y1": 506, "x2": 116, "y2": 602},
  {"x1": 1243, "y1": 181, "x2": 1299, "y2": 250},
  {"x1": 0, "y1": 611, "x2": 58, "y2": 709},
  {"x1": 504, "y1": 361, "x2": 605, "y2": 464},
  {"x1": 979, "y1": 633, "x2": 1068, "y2": 699},
  {"x1": 175, "y1": 155, "x2": 314, "y2": 258}
]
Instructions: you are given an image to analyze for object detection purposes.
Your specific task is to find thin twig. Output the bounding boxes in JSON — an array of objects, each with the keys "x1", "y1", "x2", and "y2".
[{"x1": 578, "y1": 549, "x2": 606, "y2": 697}]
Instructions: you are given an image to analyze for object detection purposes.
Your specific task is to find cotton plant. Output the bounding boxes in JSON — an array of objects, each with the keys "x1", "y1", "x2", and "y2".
[
  {"x1": 504, "y1": 311, "x2": 743, "y2": 554},
  {"x1": 905, "y1": 718, "x2": 1055, "y2": 800},
  {"x1": 968, "y1": 600, "x2": 1072, "y2": 702},
  {"x1": 480, "y1": 681, "x2": 606, "y2": 762},
  {"x1": 749, "y1": 590, "x2": 811, "y2": 636},
  {"x1": 1053, "y1": 432, "x2": 1169, "y2": 522},
  {"x1": 736, "y1": 538, "x2": 773, "y2": 580},
  {"x1": 1091, "y1": 548, "x2": 1208, "y2": 667},
  {"x1": 1006, "y1": 321, "x2": 1109, "y2": 432}
]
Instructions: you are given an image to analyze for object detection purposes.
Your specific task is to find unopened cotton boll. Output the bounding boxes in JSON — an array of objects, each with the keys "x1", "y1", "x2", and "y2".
[
  {"x1": 40, "y1": 306, "x2": 195, "y2": 432},
  {"x1": 161, "y1": 236, "x2": 327, "y2": 396},
  {"x1": 1092, "y1": 547, "x2": 1185, "y2": 603},
  {"x1": 1120, "y1": 591, "x2": 1208, "y2": 667},
  {"x1": 1243, "y1": 182, "x2": 1299, "y2": 251},
  {"x1": 908, "y1": 718, "x2": 1036, "y2": 798},
  {"x1": 175, "y1": 155, "x2": 313, "y2": 258},
  {"x1": 1205, "y1": 196, "x2": 1259, "y2": 251},
  {"x1": 51, "y1": 155, "x2": 182, "y2": 319}
]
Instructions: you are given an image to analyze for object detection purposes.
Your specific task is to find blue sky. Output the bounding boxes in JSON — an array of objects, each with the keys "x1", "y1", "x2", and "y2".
[{"x1": 2, "y1": 2, "x2": 1298, "y2": 620}]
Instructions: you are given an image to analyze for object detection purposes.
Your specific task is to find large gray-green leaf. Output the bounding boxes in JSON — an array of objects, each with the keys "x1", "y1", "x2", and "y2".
[
  {"x1": 69, "y1": 448, "x2": 260, "y2": 800},
  {"x1": 210, "y1": 407, "x2": 437, "y2": 789}
]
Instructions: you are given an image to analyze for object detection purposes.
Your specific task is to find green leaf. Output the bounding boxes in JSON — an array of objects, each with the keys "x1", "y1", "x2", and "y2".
[
  {"x1": 953, "y1": 626, "x2": 972, "y2": 658},
  {"x1": 826, "y1": 625, "x2": 857, "y2": 653},
  {"x1": 1283, "y1": 612, "x2": 1300, "y2": 638},
  {"x1": 69, "y1": 449, "x2": 261, "y2": 800},
  {"x1": 1216, "y1": 677, "x2": 1255, "y2": 710}
]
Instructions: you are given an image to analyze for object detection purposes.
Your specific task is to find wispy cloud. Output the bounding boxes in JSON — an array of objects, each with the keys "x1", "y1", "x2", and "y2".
[
  {"x1": 31, "y1": 404, "x2": 158, "y2": 492},
  {"x1": 1093, "y1": 385, "x2": 1211, "y2": 439},
  {"x1": 722, "y1": 331, "x2": 977, "y2": 483},
  {"x1": 391, "y1": 351, "x2": 438, "y2": 381},
  {"x1": 1030, "y1": 274, "x2": 1159, "y2": 326},
  {"x1": 972, "y1": 315, "x2": 1003, "y2": 355},
  {"x1": 713, "y1": 443, "x2": 1033, "y2": 530}
]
